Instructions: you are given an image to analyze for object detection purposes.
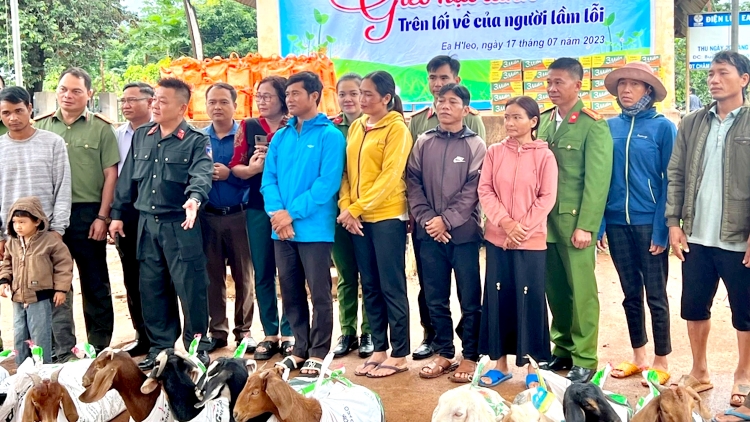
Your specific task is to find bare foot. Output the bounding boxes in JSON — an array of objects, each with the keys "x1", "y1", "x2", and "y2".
[
  {"x1": 355, "y1": 351, "x2": 386, "y2": 376},
  {"x1": 480, "y1": 363, "x2": 509, "y2": 386},
  {"x1": 299, "y1": 358, "x2": 322, "y2": 375},
  {"x1": 527, "y1": 366, "x2": 540, "y2": 389},
  {"x1": 713, "y1": 405, "x2": 750, "y2": 422},
  {"x1": 368, "y1": 357, "x2": 407, "y2": 378}
]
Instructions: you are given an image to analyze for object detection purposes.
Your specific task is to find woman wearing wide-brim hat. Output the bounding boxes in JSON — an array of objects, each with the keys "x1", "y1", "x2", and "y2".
[{"x1": 595, "y1": 61, "x2": 678, "y2": 386}]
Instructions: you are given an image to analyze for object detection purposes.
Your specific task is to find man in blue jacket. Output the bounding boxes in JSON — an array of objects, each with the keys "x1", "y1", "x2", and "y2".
[{"x1": 261, "y1": 71, "x2": 346, "y2": 377}]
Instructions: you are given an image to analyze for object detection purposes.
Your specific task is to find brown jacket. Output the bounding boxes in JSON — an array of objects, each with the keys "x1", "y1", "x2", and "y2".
[
  {"x1": 666, "y1": 103, "x2": 750, "y2": 242},
  {"x1": 0, "y1": 197, "x2": 73, "y2": 304}
]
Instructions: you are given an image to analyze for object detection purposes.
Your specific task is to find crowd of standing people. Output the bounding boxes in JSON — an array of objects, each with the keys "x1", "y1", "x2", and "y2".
[{"x1": 0, "y1": 50, "x2": 749, "y2": 421}]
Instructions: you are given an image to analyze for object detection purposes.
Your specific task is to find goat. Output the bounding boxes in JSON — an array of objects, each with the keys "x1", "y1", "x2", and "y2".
[
  {"x1": 432, "y1": 384, "x2": 509, "y2": 422},
  {"x1": 79, "y1": 349, "x2": 169, "y2": 422},
  {"x1": 562, "y1": 383, "x2": 621, "y2": 422},
  {"x1": 140, "y1": 349, "x2": 229, "y2": 422},
  {"x1": 22, "y1": 370, "x2": 79, "y2": 422},
  {"x1": 631, "y1": 385, "x2": 711, "y2": 422},
  {"x1": 195, "y1": 358, "x2": 270, "y2": 422}
]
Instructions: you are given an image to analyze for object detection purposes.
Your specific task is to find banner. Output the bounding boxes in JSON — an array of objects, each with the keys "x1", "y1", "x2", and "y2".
[
  {"x1": 688, "y1": 12, "x2": 750, "y2": 70},
  {"x1": 279, "y1": 0, "x2": 654, "y2": 108}
]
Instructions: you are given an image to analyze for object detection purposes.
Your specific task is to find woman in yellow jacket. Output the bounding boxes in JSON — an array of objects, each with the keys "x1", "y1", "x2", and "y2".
[{"x1": 338, "y1": 70, "x2": 413, "y2": 378}]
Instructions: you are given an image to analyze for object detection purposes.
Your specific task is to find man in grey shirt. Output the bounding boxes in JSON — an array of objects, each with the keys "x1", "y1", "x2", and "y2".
[{"x1": 689, "y1": 87, "x2": 703, "y2": 112}]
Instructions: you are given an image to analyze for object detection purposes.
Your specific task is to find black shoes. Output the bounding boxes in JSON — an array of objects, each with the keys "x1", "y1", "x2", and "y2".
[
  {"x1": 358, "y1": 334, "x2": 373, "y2": 358},
  {"x1": 333, "y1": 335, "x2": 359, "y2": 358},
  {"x1": 540, "y1": 356, "x2": 574, "y2": 372},
  {"x1": 138, "y1": 352, "x2": 159, "y2": 370},
  {"x1": 411, "y1": 341, "x2": 435, "y2": 360},
  {"x1": 122, "y1": 339, "x2": 151, "y2": 357},
  {"x1": 206, "y1": 337, "x2": 228, "y2": 353},
  {"x1": 567, "y1": 366, "x2": 595, "y2": 383}
]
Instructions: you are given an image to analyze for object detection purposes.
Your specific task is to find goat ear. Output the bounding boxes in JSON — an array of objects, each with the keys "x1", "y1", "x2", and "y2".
[
  {"x1": 265, "y1": 375, "x2": 304, "y2": 421},
  {"x1": 246, "y1": 359, "x2": 257, "y2": 374},
  {"x1": 79, "y1": 366, "x2": 117, "y2": 403},
  {"x1": 23, "y1": 393, "x2": 40, "y2": 422},
  {"x1": 60, "y1": 386, "x2": 80, "y2": 422},
  {"x1": 631, "y1": 397, "x2": 661, "y2": 422},
  {"x1": 141, "y1": 377, "x2": 160, "y2": 395}
]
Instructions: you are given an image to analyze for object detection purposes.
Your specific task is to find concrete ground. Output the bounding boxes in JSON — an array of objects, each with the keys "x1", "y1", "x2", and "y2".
[{"x1": 0, "y1": 244, "x2": 742, "y2": 421}]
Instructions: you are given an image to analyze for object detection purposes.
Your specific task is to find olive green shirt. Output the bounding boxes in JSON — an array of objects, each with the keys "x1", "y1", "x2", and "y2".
[
  {"x1": 111, "y1": 120, "x2": 213, "y2": 220},
  {"x1": 34, "y1": 109, "x2": 120, "y2": 204},
  {"x1": 329, "y1": 112, "x2": 359, "y2": 140},
  {"x1": 407, "y1": 106, "x2": 486, "y2": 143},
  {"x1": 0, "y1": 122, "x2": 6, "y2": 136}
]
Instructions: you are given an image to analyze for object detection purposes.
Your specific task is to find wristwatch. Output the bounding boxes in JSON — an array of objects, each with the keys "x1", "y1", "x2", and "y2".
[
  {"x1": 96, "y1": 214, "x2": 112, "y2": 225},
  {"x1": 189, "y1": 198, "x2": 202, "y2": 207}
]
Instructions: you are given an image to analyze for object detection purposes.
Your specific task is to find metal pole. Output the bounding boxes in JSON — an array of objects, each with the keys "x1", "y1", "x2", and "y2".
[
  {"x1": 686, "y1": 26, "x2": 691, "y2": 112},
  {"x1": 183, "y1": 0, "x2": 204, "y2": 60},
  {"x1": 731, "y1": 0, "x2": 739, "y2": 52},
  {"x1": 10, "y1": 0, "x2": 23, "y2": 87}
]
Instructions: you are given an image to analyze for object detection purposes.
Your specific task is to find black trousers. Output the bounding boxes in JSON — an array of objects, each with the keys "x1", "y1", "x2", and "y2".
[
  {"x1": 607, "y1": 224, "x2": 671, "y2": 356},
  {"x1": 138, "y1": 212, "x2": 211, "y2": 352},
  {"x1": 352, "y1": 220, "x2": 410, "y2": 357},
  {"x1": 420, "y1": 240, "x2": 481, "y2": 361},
  {"x1": 59, "y1": 203, "x2": 114, "y2": 349},
  {"x1": 413, "y1": 236, "x2": 435, "y2": 344},
  {"x1": 115, "y1": 207, "x2": 148, "y2": 345},
  {"x1": 274, "y1": 241, "x2": 333, "y2": 359}
]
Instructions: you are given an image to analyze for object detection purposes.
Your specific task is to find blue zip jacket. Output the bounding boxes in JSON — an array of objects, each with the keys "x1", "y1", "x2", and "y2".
[
  {"x1": 260, "y1": 113, "x2": 345, "y2": 242},
  {"x1": 598, "y1": 108, "x2": 676, "y2": 248}
]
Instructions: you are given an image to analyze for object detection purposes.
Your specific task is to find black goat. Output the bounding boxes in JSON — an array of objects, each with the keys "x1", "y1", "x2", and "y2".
[
  {"x1": 195, "y1": 357, "x2": 271, "y2": 422},
  {"x1": 140, "y1": 348, "x2": 207, "y2": 422},
  {"x1": 563, "y1": 383, "x2": 622, "y2": 422}
]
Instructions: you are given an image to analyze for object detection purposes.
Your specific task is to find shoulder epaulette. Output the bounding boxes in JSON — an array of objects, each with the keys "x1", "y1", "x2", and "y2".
[
  {"x1": 32, "y1": 111, "x2": 56, "y2": 122},
  {"x1": 468, "y1": 107, "x2": 480, "y2": 116},
  {"x1": 93, "y1": 113, "x2": 114, "y2": 125},
  {"x1": 328, "y1": 114, "x2": 344, "y2": 124},
  {"x1": 411, "y1": 107, "x2": 430, "y2": 117},
  {"x1": 581, "y1": 107, "x2": 602, "y2": 121}
]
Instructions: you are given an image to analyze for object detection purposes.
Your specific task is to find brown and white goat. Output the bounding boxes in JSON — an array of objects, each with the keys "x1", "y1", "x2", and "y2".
[
  {"x1": 233, "y1": 367, "x2": 322, "y2": 422},
  {"x1": 631, "y1": 385, "x2": 711, "y2": 422},
  {"x1": 79, "y1": 350, "x2": 157, "y2": 422},
  {"x1": 23, "y1": 370, "x2": 80, "y2": 422}
]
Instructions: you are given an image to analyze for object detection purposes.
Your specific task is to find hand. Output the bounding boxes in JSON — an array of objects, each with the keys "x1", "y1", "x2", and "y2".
[
  {"x1": 407, "y1": 215, "x2": 415, "y2": 234},
  {"x1": 270, "y1": 210, "x2": 293, "y2": 232},
  {"x1": 596, "y1": 234, "x2": 608, "y2": 251},
  {"x1": 434, "y1": 232, "x2": 451, "y2": 244},
  {"x1": 53, "y1": 292, "x2": 66, "y2": 307},
  {"x1": 109, "y1": 220, "x2": 125, "y2": 239},
  {"x1": 107, "y1": 234, "x2": 115, "y2": 245},
  {"x1": 0, "y1": 284, "x2": 9, "y2": 298},
  {"x1": 0, "y1": 240, "x2": 5, "y2": 258},
  {"x1": 337, "y1": 209, "x2": 363, "y2": 236},
  {"x1": 253, "y1": 145, "x2": 269, "y2": 156},
  {"x1": 649, "y1": 241, "x2": 666, "y2": 256},
  {"x1": 248, "y1": 153, "x2": 266, "y2": 174},
  {"x1": 669, "y1": 226, "x2": 689, "y2": 261},
  {"x1": 425, "y1": 216, "x2": 449, "y2": 240},
  {"x1": 182, "y1": 199, "x2": 199, "y2": 230},
  {"x1": 277, "y1": 224, "x2": 295, "y2": 240},
  {"x1": 571, "y1": 229, "x2": 592, "y2": 249},
  {"x1": 743, "y1": 234, "x2": 750, "y2": 268},
  {"x1": 213, "y1": 163, "x2": 230, "y2": 181},
  {"x1": 507, "y1": 223, "x2": 528, "y2": 246},
  {"x1": 88, "y1": 219, "x2": 107, "y2": 241}
]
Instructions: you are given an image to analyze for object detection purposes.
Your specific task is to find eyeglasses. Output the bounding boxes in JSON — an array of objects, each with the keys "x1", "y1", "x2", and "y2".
[
  {"x1": 255, "y1": 94, "x2": 277, "y2": 103},
  {"x1": 118, "y1": 97, "x2": 150, "y2": 104}
]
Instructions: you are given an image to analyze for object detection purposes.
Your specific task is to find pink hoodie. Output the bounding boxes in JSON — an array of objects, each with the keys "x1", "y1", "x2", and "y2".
[{"x1": 478, "y1": 137, "x2": 558, "y2": 250}]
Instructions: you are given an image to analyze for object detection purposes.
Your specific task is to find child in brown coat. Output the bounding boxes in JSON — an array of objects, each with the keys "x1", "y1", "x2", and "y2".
[{"x1": 0, "y1": 196, "x2": 73, "y2": 364}]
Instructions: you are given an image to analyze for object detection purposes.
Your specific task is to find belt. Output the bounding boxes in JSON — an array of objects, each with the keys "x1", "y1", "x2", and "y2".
[
  {"x1": 204, "y1": 203, "x2": 248, "y2": 216},
  {"x1": 140, "y1": 211, "x2": 185, "y2": 223}
]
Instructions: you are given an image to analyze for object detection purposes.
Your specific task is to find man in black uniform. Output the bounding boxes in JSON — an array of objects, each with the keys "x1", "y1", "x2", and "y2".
[{"x1": 109, "y1": 78, "x2": 213, "y2": 369}]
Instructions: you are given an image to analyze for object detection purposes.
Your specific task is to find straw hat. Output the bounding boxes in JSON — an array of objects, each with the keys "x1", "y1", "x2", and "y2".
[{"x1": 604, "y1": 61, "x2": 667, "y2": 102}]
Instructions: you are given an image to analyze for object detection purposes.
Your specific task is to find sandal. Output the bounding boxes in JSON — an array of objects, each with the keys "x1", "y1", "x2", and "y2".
[
  {"x1": 253, "y1": 340, "x2": 280, "y2": 361},
  {"x1": 298, "y1": 359, "x2": 323, "y2": 377},
  {"x1": 479, "y1": 369, "x2": 512, "y2": 387},
  {"x1": 731, "y1": 382, "x2": 750, "y2": 407},
  {"x1": 612, "y1": 361, "x2": 645, "y2": 379},
  {"x1": 640, "y1": 368, "x2": 671, "y2": 387},
  {"x1": 449, "y1": 360, "x2": 476, "y2": 384},
  {"x1": 274, "y1": 356, "x2": 301, "y2": 371},
  {"x1": 715, "y1": 408, "x2": 750, "y2": 421},
  {"x1": 281, "y1": 340, "x2": 295, "y2": 357},
  {"x1": 671, "y1": 374, "x2": 714, "y2": 393},
  {"x1": 525, "y1": 373, "x2": 539, "y2": 389},
  {"x1": 367, "y1": 364, "x2": 408, "y2": 378},
  {"x1": 355, "y1": 360, "x2": 381, "y2": 376},
  {"x1": 419, "y1": 356, "x2": 458, "y2": 379}
]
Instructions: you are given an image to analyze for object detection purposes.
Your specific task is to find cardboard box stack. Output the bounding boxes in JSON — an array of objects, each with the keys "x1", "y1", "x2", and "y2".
[
  {"x1": 490, "y1": 60, "x2": 523, "y2": 114},
  {"x1": 522, "y1": 59, "x2": 555, "y2": 112}
]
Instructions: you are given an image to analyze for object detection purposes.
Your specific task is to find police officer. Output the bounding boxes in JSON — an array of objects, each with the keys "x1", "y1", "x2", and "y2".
[
  {"x1": 35, "y1": 67, "x2": 119, "y2": 361},
  {"x1": 537, "y1": 58, "x2": 613, "y2": 383},
  {"x1": 110, "y1": 77, "x2": 213, "y2": 369},
  {"x1": 407, "y1": 55, "x2": 486, "y2": 361}
]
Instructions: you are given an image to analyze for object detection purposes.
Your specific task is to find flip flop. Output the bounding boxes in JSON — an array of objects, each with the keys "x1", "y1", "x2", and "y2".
[
  {"x1": 640, "y1": 368, "x2": 671, "y2": 387},
  {"x1": 611, "y1": 361, "x2": 645, "y2": 379},
  {"x1": 479, "y1": 369, "x2": 512, "y2": 387},
  {"x1": 672, "y1": 374, "x2": 714, "y2": 393},
  {"x1": 366, "y1": 364, "x2": 408, "y2": 378},
  {"x1": 354, "y1": 360, "x2": 381, "y2": 376},
  {"x1": 714, "y1": 409, "x2": 750, "y2": 421},
  {"x1": 731, "y1": 383, "x2": 750, "y2": 407},
  {"x1": 526, "y1": 373, "x2": 540, "y2": 389}
]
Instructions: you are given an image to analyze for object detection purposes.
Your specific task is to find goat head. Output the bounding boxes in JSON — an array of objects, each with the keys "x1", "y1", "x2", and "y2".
[
  {"x1": 432, "y1": 386, "x2": 502, "y2": 422},
  {"x1": 563, "y1": 383, "x2": 621, "y2": 422},
  {"x1": 632, "y1": 385, "x2": 710, "y2": 422},
  {"x1": 23, "y1": 370, "x2": 80, "y2": 422}
]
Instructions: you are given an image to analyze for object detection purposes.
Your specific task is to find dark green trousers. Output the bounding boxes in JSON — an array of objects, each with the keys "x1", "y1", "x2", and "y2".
[{"x1": 332, "y1": 224, "x2": 369, "y2": 335}]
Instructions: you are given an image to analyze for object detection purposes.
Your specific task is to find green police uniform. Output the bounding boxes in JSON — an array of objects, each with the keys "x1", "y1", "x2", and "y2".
[
  {"x1": 407, "y1": 106, "x2": 486, "y2": 143},
  {"x1": 111, "y1": 119, "x2": 214, "y2": 353},
  {"x1": 34, "y1": 108, "x2": 120, "y2": 357},
  {"x1": 329, "y1": 112, "x2": 370, "y2": 337},
  {"x1": 0, "y1": 121, "x2": 7, "y2": 136},
  {"x1": 537, "y1": 100, "x2": 613, "y2": 370}
]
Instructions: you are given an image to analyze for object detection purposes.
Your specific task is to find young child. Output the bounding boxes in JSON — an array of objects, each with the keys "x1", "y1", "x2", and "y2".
[{"x1": 0, "y1": 196, "x2": 73, "y2": 365}]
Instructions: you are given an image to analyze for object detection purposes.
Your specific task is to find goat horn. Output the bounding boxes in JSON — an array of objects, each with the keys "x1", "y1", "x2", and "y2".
[
  {"x1": 27, "y1": 373, "x2": 42, "y2": 386},
  {"x1": 150, "y1": 351, "x2": 168, "y2": 378},
  {"x1": 174, "y1": 350, "x2": 199, "y2": 368},
  {"x1": 50, "y1": 368, "x2": 63, "y2": 383}
]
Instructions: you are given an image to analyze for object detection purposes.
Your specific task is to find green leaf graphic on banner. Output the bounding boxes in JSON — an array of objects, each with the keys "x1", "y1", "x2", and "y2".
[
  {"x1": 306, "y1": 31, "x2": 315, "y2": 40},
  {"x1": 604, "y1": 12, "x2": 616, "y2": 26},
  {"x1": 327, "y1": 35, "x2": 336, "y2": 43},
  {"x1": 288, "y1": 34, "x2": 298, "y2": 42}
]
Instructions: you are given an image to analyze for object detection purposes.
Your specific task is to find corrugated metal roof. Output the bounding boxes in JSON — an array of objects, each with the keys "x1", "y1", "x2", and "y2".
[{"x1": 676, "y1": 0, "x2": 711, "y2": 37}]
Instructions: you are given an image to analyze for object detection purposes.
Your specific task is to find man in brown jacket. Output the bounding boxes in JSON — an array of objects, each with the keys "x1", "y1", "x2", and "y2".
[
  {"x1": 0, "y1": 196, "x2": 73, "y2": 365},
  {"x1": 666, "y1": 51, "x2": 750, "y2": 414}
]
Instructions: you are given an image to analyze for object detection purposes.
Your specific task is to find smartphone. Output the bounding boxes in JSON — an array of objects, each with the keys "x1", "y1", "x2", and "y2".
[{"x1": 254, "y1": 135, "x2": 268, "y2": 147}]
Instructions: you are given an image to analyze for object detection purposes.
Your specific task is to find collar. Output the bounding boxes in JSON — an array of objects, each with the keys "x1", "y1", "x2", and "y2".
[
  {"x1": 434, "y1": 124, "x2": 475, "y2": 139},
  {"x1": 147, "y1": 119, "x2": 191, "y2": 140},
  {"x1": 709, "y1": 105, "x2": 742, "y2": 121},
  {"x1": 427, "y1": 106, "x2": 436, "y2": 119},
  {"x1": 54, "y1": 108, "x2": 89, "y2": 124},
  {"x1": 205, "y1": 121, "x2": 239, "y2": 139}
]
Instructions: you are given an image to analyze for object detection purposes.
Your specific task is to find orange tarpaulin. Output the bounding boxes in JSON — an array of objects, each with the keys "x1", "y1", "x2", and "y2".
[{"x1": 160, "y1": 53, "x2": 339, "y2": 120}]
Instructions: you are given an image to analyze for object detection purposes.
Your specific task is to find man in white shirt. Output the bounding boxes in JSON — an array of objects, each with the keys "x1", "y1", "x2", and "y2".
[{"x1": 114, "y1": 82, "x2": 154, "y2": 356}]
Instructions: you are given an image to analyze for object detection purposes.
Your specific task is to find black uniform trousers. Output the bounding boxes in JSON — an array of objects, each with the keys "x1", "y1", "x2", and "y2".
[
  {"x1": 55, "y1": 203, "x2": 114, "y2": 352},
  {"x1": 353, "y1": 220, "x2": 410, "y2": 357},
  {"x1": 412, "y1": 236, "x2": 435, "y2": 344},
  {"x1": 138, "y1": 211, "x2": 211, "y2": 352},
  {"x1": 420, "y1": 240, "x2": 482, "y2": 362},
  {"x1": 115, "y1": 207, "x2": 149, "y2": 345},
  {"x1": 274, "y1": 240, "x2": 333, "y2": 360}
]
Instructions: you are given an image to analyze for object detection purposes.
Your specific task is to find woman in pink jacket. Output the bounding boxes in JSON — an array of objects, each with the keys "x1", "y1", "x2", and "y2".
[{"x1": 477, "y1": 96, "x2": 558, "y2": 388}]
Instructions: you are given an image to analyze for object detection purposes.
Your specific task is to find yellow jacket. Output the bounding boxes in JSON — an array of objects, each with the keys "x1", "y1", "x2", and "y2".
[{"x1": 339, "y1": 111, "x2": 413, "y2": 222}]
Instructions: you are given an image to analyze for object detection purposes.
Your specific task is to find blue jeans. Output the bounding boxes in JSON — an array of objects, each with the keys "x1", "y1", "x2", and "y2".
[{"x1": 14, "y1": 299, "x2": 52, "y2": 365}]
